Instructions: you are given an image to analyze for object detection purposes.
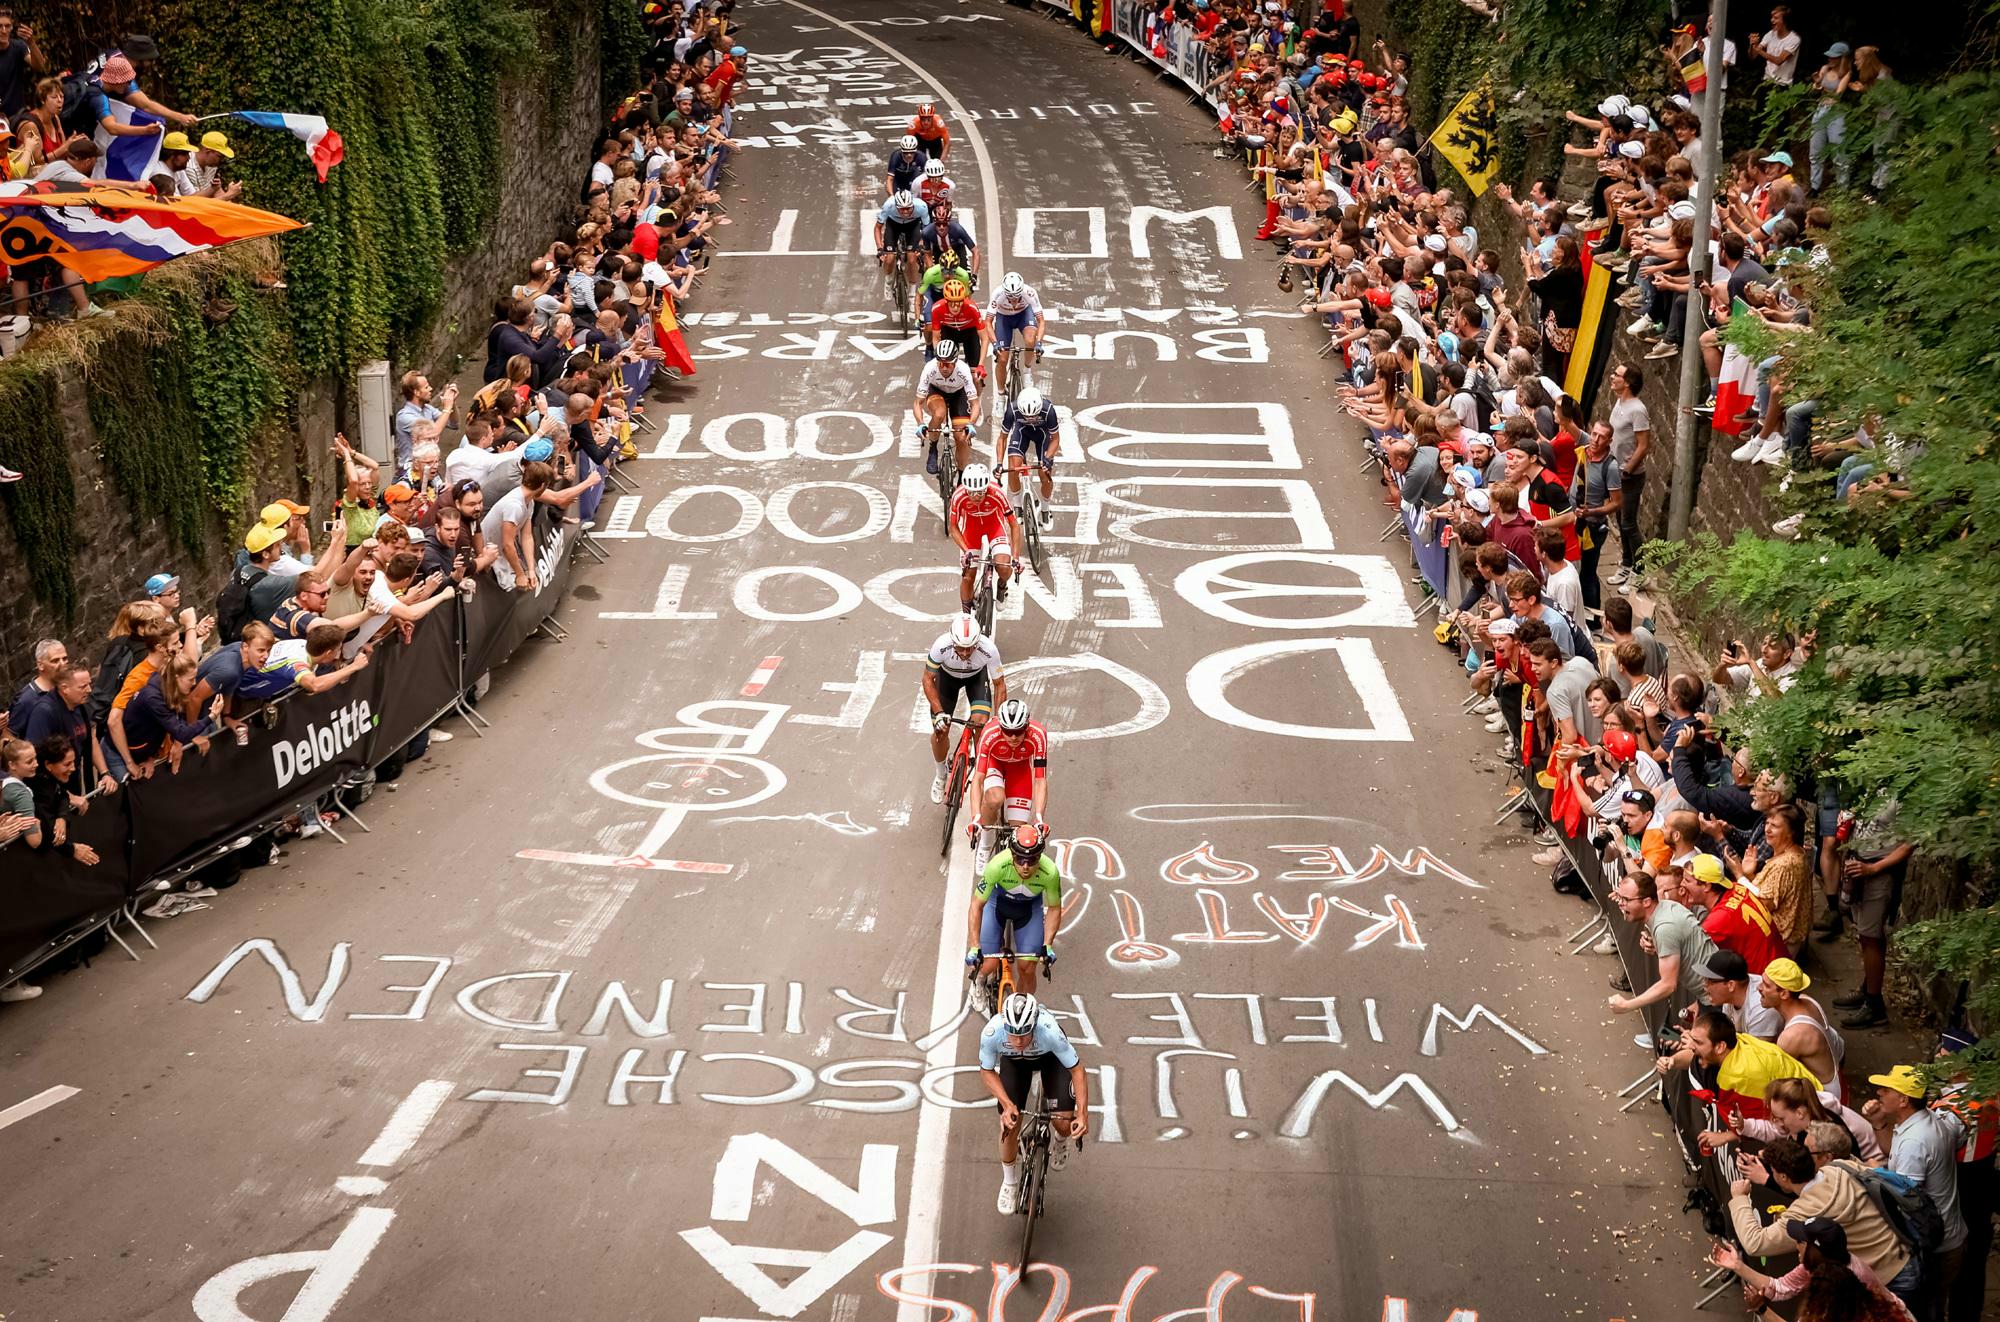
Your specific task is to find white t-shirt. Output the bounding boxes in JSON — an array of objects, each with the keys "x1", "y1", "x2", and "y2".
[
  {"x1": 1542, "y1": 561, "x2": 1585, "y2": 621},
  {"x1": 483, "y1": 487, "x2": 535, "y2": 588},
  {"x1": 591, "y1": 160, "x2": 616, "y2": 187},
  {"x1": 344, "y1": 574, "x2": 399, "y2": 658},
  {"x1": 1759, "y1": 30, "x2": 1801, "y2": 84}
]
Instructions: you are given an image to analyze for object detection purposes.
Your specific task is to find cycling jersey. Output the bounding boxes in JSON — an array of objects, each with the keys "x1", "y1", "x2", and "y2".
[
  {"x1": 978, "y1": 854, "x2": 1063, "y2": 909},
  {"x1": 918, "y1": 358, "x2": 975, "y2": 397},
  {"x1": 925, "y1": 631, "x2": 1002, "y2": 681},
  {"x1": 910, "y1": 115, "x2": 950, "y2": 149},
  {"x1": 973, "y1": 716, "x2": 1046, "y2": 797},
  {"x1": 929, "y1": 298, "x2": 985, "y2": 335},
  {"x1": 885, "y1": 148, "x2": 928, "y2": 190},
  {"x1": 915, "y1": 176, "x2": 954, "y2": 209},
  {"x1": 916, "y1": 263, "x2": 968, "y2": 304},
  {"x1": 987, "y1": 284, "x2": 1042, "y2": 320},
  {"x1": 920, "y1": 218, "x2": 975, "y2": 256},
  {"x1": 876, "y1": 196, "x2": 933, "y2": 229},
  {"x1": 1003, "y1": 399, "x2": 1059, "y2": 445},
  {"x1": 951, "y1": 485, "x2": 1016, "y2": 535},
  {"x1": 979, "y1": 1008, "x2": 1077, "y2": 1069}
]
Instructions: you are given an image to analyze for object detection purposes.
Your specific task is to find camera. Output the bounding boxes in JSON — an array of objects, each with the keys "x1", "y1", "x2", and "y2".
[{"x1": 1590, "y1": 828, "x2": 1616, "y2": 851}]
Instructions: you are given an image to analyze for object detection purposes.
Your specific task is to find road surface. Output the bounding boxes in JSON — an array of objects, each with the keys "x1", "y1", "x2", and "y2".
[{"x1": 0, "y1": 4, "x2": 1701, "y2": 1319}]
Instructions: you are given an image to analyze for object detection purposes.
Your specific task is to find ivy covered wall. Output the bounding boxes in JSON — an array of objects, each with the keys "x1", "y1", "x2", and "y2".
[{"x1": 0, "y1": 0, "x2": 634, "y2": 664}]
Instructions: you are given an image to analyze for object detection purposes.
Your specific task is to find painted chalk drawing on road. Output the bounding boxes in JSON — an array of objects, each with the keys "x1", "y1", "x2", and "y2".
[
  {"x1": 879, "y1": 1262, "x2": 1483, "y2": 1320},
  {"x1": 183, "y1": 942, "x2": 1549, "y2": 1139}
]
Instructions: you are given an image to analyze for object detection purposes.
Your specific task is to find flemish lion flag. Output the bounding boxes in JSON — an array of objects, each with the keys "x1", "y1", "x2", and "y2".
[{"x1": 1425, "y1": 82, "x2": 1500, "y2": 198}]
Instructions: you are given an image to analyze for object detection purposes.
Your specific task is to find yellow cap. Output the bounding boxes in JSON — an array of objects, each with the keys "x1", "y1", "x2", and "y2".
[
  {"x1": 200, "y1": 130, "x2": 235, "y2": 158},
  {"x1": 160, "y1": 131, "x2": 195, "y2": 153},
  {"x1": 1762, "y1": 958, "x2": 1810, "y2": 993},
  {"x1": 1868, "y1": 1065, "x2": 1926, "y2": 1100},
  {"x1": 245, "y1": 523, "x2": 287, "y2": 553},
  {"x1": 1688, "y1": 854, "x2": 1730, "y2": 889}
]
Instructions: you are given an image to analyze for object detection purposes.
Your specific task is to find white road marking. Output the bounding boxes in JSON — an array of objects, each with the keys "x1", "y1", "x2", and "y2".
[
  {"x1": 0, "y1": 1084, "x2": 78, "y2": 1131},
  {"x1": 356, "y1": 1078, "x2": 455, "y2": 1168},
  {"x1": 768, "y1": 5, "x2": 1004, "y2": 1308}
]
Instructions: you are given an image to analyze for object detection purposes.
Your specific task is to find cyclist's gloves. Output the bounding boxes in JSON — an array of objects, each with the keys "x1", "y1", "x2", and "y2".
[
  {"x1": 965, "y1": 947, "x2": 981, "y2": 967},
  {"x1": 932, "y1": 709, "x2": 950, "y2": 732},
  {"x1": 1041, "y1": 945, "x2": 1057, "y2": 966}
]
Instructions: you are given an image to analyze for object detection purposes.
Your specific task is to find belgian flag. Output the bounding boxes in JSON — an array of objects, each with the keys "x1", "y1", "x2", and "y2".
[{"x1": 1677, "y1": 33, "x2": 1709, "y2": 96}]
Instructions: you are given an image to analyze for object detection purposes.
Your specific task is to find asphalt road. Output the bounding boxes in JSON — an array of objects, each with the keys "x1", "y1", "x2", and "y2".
[{"x1": 0, "y1": 4, "x2": 1703, "y2": 1319}]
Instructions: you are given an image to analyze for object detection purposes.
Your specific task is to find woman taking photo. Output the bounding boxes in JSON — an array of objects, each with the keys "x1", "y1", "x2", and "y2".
[{"x1": 1525, "y1": 234, "x2": 1584, "y2": 381}]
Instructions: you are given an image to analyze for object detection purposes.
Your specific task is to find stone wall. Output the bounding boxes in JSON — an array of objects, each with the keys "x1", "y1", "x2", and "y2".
[{"x1": 0, "y1": 27, "x2": 603, "y2": 677}]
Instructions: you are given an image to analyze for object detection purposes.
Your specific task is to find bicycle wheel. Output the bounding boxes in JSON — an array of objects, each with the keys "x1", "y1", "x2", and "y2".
[
  {"x1": 1017, "y1": 1081, "x2": 1048, "y2": 1271},
  {"x1": 938, "y1": 736, "x2": 968, "y2": 858},
  {"x1": 893, "y1": 251, "x2": 911, "y2": 334},
  {"x1": 1022, "y1": 495, "x2": 1048, "y2": 581},
  {"x1": 975, "y1": 569, "x2": 996, "y2": 636}
]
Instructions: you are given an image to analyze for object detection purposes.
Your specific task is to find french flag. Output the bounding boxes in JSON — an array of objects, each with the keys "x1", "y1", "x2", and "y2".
[{"x1": 232, "y1": 111, "x2": 345, "y2": 182}]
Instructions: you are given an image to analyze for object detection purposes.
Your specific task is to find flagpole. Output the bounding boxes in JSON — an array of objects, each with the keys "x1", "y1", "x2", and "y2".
[{"x1": 1667, "y1": 0, "x2": 1728, "y2": 541}]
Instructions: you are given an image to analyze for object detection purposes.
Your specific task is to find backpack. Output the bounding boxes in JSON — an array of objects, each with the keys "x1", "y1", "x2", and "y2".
[
  {"x1": 58, "y1": 73, "x2": 101, "y2": 136},
  {"x1": 215, "y1": 565, "x2": 268, "y2": 647},
  {"x1": 1835, "y1": 1160, "x2": 1944, "y2": 1258},
  {"x1": 88, "y1": 635, "x2": 142, "y2": 735},
  {"x1": 1466, "y1": 372, "x2": 1500, "y2": 434}
]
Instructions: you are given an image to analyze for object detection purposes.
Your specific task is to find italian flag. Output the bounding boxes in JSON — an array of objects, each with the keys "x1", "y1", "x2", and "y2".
[{"x1": 1711, "y1": 334, "x2": 1757, "y2": 437}]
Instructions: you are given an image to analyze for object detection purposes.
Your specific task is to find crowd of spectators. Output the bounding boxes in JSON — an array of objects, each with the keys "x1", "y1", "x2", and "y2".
[
  {"x1": 1, "y1": 0, "x2": 749, "y2": 998},
  {"x1": 1128, "y1": 2, "x2": 1987, "y2": 1318}
]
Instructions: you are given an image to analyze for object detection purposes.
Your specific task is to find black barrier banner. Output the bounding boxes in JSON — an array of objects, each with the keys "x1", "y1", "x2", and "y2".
[
  {"x1": 1108, "y1": 0, "x2": 1225, "y2": 114},
  {"x1": 363, "y1": 590, "x2": 467, "y2": 758},
  {"x1": 459, "y1": 504, "x2": 573, "y2": 682},
  {"x1": 0, "y1": 805, "x2": 130, "y2": 980}
]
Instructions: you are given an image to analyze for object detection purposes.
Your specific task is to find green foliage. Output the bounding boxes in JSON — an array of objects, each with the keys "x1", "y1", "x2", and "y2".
[
  {"x1": 600, "y1": 0, "x2": 648, "y2": 119},
  {"x1": 0, "y1": 369, "x2": 76, "y2": 623}
]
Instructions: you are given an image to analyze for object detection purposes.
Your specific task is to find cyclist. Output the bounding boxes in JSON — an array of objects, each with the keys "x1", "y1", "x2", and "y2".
[
  {"x1": 874, "y1": 189, "x2": 932, "y2": 286},
  {"x1": 909, "y1": 102, "x2": 951, "y2": 160},
  {"x1": 967, "y1": 823, "x2": 1063, "y2": 998},
  {"x1": 979, "y1": 991, "x2": 1087, "y2": 1214},
  {"x1": 920, "y1": 196, "x2": 979, "y2": 283},
  {"x1": 913, "y1": 337, "x2": 980, "y2": 476},
  {"x1": 969, "y1": 697, "x2": 1046, "y2": 877},
  {"x1": 914, "y1": 246, "x2": 969, "y2": 329},
  {"x1": 1000, "y1": 384, "x2": 1060, "y2": 532},
  {"x1": 915, "y1": 157, "x2": 954, "y2": 210},
  {"x1": 884, "y1": 133, "x2": 929, "y2": 196},
  {"x1": 987, "y1": 271, "x2": 1045, "y2": 388},
  {"x1": 950, "y1": 463, "x2": 1019, "y2": 619},
  {"x1": 928, "y1": 274, "x2": 991, "y2": 391},
  {"x1": 924, "y1": 610, "x2": 1007, "y2": 803}
]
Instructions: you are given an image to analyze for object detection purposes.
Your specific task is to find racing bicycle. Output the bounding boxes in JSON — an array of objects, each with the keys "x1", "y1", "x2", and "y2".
[
  {"x1": 927, "y1": 419, "x2": 967, "y2": 512},
  {"x1": 1011, "y1": 1073, "x2": 1070, "y2": 1271},
  {"x1": 888, "y1": 240, "x2": 915, "y2": 335},
  {"x1": 969, "y1": 888, "x2": 1050, "y2": 1016},
  {"x1": 998, "y1": 329, "x2": 1032, "y2": 412},
  {"x1": 935, "y1": 714, "x2": 977, "y2": 859},
  {"x1": 966, "y1": 534, "x2": 1000, "y2": 636},
  {"x1": 1015, "y1": 477, "x2": 1049, "y2": 582}
]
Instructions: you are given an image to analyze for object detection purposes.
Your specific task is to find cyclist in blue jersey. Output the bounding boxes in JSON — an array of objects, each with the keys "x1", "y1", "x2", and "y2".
[
  {"x1": 874, "y1": 189, "x2": 932, "y2": 285},
  {"x1": 1000, "y1": 384, "x2": 1060, "y2": 531},
  {"x1": 884, "y1": 133, "x2": 929, "y2": 196},
  {"x1": 919, "y1": 197, "x2": 979, "y2": 284},
  {"x1": 979, "y1": 991, "x2": 1088, "y2": 1213},
  {"x1": 987, "y1": 272, "x2": 1045, "y2": 390}
]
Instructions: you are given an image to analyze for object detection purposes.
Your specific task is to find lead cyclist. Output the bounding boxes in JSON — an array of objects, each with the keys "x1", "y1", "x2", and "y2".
[{"x1": 987, "y1": 272, "x2": 1045, "y2": 389}]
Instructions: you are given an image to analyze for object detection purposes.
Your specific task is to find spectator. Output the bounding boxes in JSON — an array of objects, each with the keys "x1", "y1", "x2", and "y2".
[
  {"x1": 14, "y1": 662, "x2": 114, "y2": 796},
  {"x1": 1529, "y1": 636, "x2": 1602, "y2": 746},
  {"x1": 1670, "y1": 720, "x2": 1759, "y2": 828},
  {"x1": 1600, "y1": 595, "x2": 1670, "y2": 678},
  {"x1": 1832, "y1": 805, "x2": 1914, "y2": 1029},
  {"x1": 1864, "y1": 1066, "x2": 1969, "y2": 1311},
  {"x1": 26, "y1": 733, "x2": 101, "y2": 867},
  {"x1": 8, "y1": 635, "x2": 68, "y2": 732},
  {"x1": 1730, "y1": 1131, "x2": 1919, "y2": 1307},
  {"x1": 174, "y1": 132, "x2": 242, "y2": 201},
  {"x1": 1685, "y1": 857, "x2": 1790, "y2": 973},
  {"x1": 1504, "y1": 571, "x2": 1587, "y2": 659},
  {"x1": 485, "y1": 461, "x2": 552, "y2": 592},
  {"x1": 394, "y1": 372, "x2": 459, "y2": 479},
  {"x1": 1484, "y1": 483, "x2": 1542, "y2": 577},
  {"x1": 116, "y1": 651, "x2": 221, "y2": 777},
  {"x1": 1713, "y1": 1215, "x2": 1916, "y2": 1321},
  {"x1": 1756, "y1": 958, "x2": 1846, "y2": 1093},
  {"x1": 1745, "y1": 800, "x2": 1815, "y2": 951},
  {"x1": 1574, "y1": 421, "x2": 1622, "y2": 619},
  {"x1": 1608, "y1": 870, "x2": 1720, "y2": 1017},
  {"x1": 267, "y1": 569, "x2": 379, "y2": 648},
  {"x1": 1932, "y1": 1030, "x2": 1999, "y2": 1322},
  {"x1": 1535, "y1": 525, "x2": 1583, "y2": 621},
  {"x1": 1715, "y1": 629, "x2": 1805, "y2": 698},
  {"x1": 0, "y1": 11, "x2": 48, "y2": 118},
  {"x1": 1712, "y1": 1077, "x2": 1884, "y2": 1164},
  {"x1": 1749, "y1": 8, "x2": 1803, "y2": 87},
  {"x1": 1682, "y1": 1008, "x2": 1819, "y2": 1118}
]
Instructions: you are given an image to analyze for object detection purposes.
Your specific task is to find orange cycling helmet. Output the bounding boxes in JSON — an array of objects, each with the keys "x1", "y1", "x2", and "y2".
[{"x1": 942, "y1": 277, "x2": 969, "y2": 301}]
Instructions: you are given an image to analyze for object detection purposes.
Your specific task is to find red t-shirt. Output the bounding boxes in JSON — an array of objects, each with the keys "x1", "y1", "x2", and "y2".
[
  {"x1": 1703, "y1": 890, "x2": 1790, "y2": 975},
  {"x1": 1548, "y1": 427, "x2": 1580, "y2": 490}
]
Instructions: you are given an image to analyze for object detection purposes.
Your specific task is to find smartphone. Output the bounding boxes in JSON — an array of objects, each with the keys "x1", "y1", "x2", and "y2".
[{"x1": 324, "y1": 518, "x2": 341, "y2": 533}]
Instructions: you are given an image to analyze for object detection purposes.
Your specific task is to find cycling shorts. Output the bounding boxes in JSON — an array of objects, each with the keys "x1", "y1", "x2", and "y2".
[
  {"x1": 925, "y1": 386, "x2": 971, "y2": 421},
  {"x1": 980, "y1": 891, "x2": 1046, "y2": 959},
  {"x1": 1007, "y1": 428, "x2": 1055, "y2": 470},
  {"x1": 958, "y1": 515, "x2": 1010, "y2": 557},
  {"x1": 916, "y1": 134, "x2": 947, "y2": 160},
  {"x1": 938, "y1": 325, "x2": 982, "y2": 367},
  {"x1": 997, "y1": 1052, "x2": 1074, "y2": 1113},
  {"x1": 993, "y1": 310, "x2": 1037, "y2": 348},
  {"x1": 934, "y1": 668, "x2": 993, "y2": 721},
  {"x1": 880, "y1": 219, "x2": 921, "y2": 252},
  {"x1": 981, "y1": 760, "x2": 1035, "y2": 804}
]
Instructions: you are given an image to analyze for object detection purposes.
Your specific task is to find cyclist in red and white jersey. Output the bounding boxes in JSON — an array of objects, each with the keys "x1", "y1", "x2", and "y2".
[
  {"x1": 949, "y1": 463, "x2": 1018, "y2": 613},
  {"x1": 916, "y1": 157, "x2": 954, "y2": 210},
  {"x1": 970, "y1": 698, "x2": 1049, "y2": 875},
  {"x1": 929, "y1": 275, "x2": 991, "y2": 391}
]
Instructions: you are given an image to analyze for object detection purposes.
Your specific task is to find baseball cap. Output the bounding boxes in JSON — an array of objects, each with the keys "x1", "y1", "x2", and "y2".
[
  {"x1": 1449, "y1": 466, "x2": 1477, "y2": 491},
  {"x1": 521, "y1": 438, "x2": 556, "y2": 463},
  {"x1": 1423, "y1": 232, "x2": 1447, "y2": 252},
  {"x1": 1784, "y1": 1217, "x2": 1850, "y2": 1265},
  {"x1": 200, "y1": 130, "x2": 235, "y2": 158},
  {"x1": 1760, "y1": 150, "x2": 1795, "y2": 167},
  {"x1": 383, "y1": 483, "x2": 418, "y2": 504},
  {"x1": 730, "y1": 45, "x2": 746, "y2": 57},
  {"x1": 1939, "y1": 1027, "x2": 1981, "y2": 1055},
  {"x1": 259, "y1": 499, "x2": 308, "y2": 526},
  {"x1": 245, "y1": 523, "x2": 288, "y2": 553},
  {"x1": 1868, "y1": 1065, "x2": 1927, "y2": 1100},
  {"x1": 1762, "y1": 957, "x2": 1811, "y2": 993},
  {"x1": 676, "y1": 87, "x2": 694, "y2": 100},
  {"x1": 160, "y1": 130, "x2": 195, "y2": 153},
  {"x1": 1487, "y1": 618, "x2": 1518, "y2": 637},
  {"x1": 1695, "y1": 948, "x2": 1749, "y2": 983},
  {"x1": 1463, "y1": 488, "x2": 1491, "y2": 515},
  {"x1": 1330, "y1": 111, "x2": 1358, "y2": 134},
  {"x1": 1668, "y1": 200, "x2": 1697, "y2": 221},
  {"x1": 143, "y1": 573, "x2": 179, "y2": 597},
  {"x1": 1826, "y1": 42, "x2": 1852, "y2": 57},
  {"x1": 1617, "y1": 139, "x2": 1645, "y2": 159},
  {"x1": 1687, "y1": 853, "x2": 1730, "y2": 889}
]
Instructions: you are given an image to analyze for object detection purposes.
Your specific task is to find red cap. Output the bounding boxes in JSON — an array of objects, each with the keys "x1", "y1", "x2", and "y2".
[{"x1": 1604, "y1": 729, "x2": 1639, "y2": 763}]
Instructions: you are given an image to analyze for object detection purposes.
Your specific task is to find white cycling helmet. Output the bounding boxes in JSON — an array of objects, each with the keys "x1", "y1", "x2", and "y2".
[
  {"x1": 1001, "y1": 272, "x2": 1026, "y2": 297},
  {"x1": 923, "y1": 158, "x2": 946, "y2": 179},
  {"x1": 899, "y1": 134, "x2": 920, "y2": 151},
  {"x1": 1016, "y1": 385, "x2": 1044, "y2": 415},
  {"x1": 994, "y1": 697, "x2": 1030, "y2": 732},
  {"x1": 933, "y1": 337, "x2": 959, "y2": 362},
  {"x1": 892, "y1": 188, "x2": 916, "y2": 211},
  {"x1": 1000, "y1": 991, "x2": 1040, "y2": 1034},
  {"x1": 948, "y1": 612, "x2": 980, "y2": 649},
  {"x1": 960, "y1": 462, "x2": 992, "y2": 494}
]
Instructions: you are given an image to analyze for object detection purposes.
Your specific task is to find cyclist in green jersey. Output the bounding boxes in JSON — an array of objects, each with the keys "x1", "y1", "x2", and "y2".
[
  {"x1": 915, "y1": 247, "x2": 968, "y2": 329},
  {"x1": 966, "y1": 824, "x2": 1063, "y2": 997}
]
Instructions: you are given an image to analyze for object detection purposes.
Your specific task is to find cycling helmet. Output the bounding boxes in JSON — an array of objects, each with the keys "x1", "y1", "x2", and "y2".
[
  {"x1": 923, "y1": 159, "x2": 946, "y2": 179},
  {"x1": 948, "y1": 612, "x2": 980, "y2": 649},
  {"x1": 892, "y1": 189, "x2": 916, "y2": 212},
  {"x1": 960, "y1": 462, "x2": 992, "y2": 494},
  {"x1": 1000, "y1": 992, "x2": 1040, "y2": 1035},
  {"x1": 920, "y1": 102, "x2": 936, "y2": 117},
  {"x1": 933, "y1": 337, "x2": 960, "y2": 362},
  {"x1": 1001, "y1": 272, "x2": 1026, "y2": 297},
  {"x1": 938, "y1": 248, "x2": 962, "y2": 272},
  {"x1": 899, "y1": 134, "x2": 920, "y2": 151},
  {"x1": 942, "y1": 276, "x2": 970, "y2": 301},
  {"x1": 1016, "y1": 386, "x2": 1044, "y2": 415},
  {"x1": 1010, "y1": 822, "x2": 1045, "y2": 868},
  {"x1": 995, "y1": 697, "x2": 1030, "y2": 732}
]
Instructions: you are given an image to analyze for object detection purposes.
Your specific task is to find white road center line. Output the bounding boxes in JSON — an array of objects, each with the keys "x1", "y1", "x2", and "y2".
[
  {"x1": 356, "y1": 1078, "x2": 456, "y2": 1168},
  {"x1": 770, "y1": 3, "x2": 1004, "y2": 1309},
  {"x1": 0, "y1": 1084, "x2": 79, "y2": 1132}
]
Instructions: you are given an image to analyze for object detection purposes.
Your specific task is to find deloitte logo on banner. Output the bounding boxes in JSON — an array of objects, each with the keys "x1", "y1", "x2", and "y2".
[
  {"x1": 273, "y1": 699, "x2": 376, "y2": 788},
  {"x1": 530, "y1": 519, "x2": 571, "y2": 596}
]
